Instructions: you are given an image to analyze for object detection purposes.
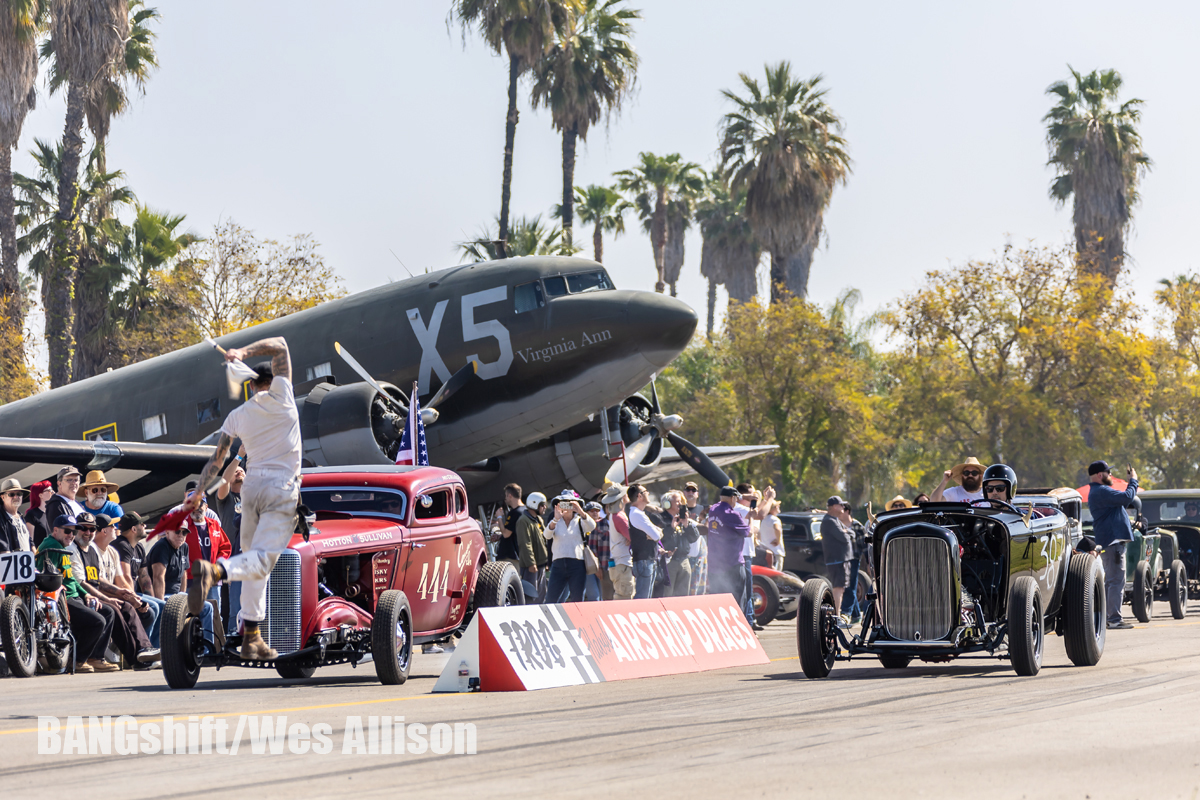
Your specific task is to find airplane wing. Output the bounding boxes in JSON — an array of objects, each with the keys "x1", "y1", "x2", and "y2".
[
  {"x1": 639, "y1": 444, "x2": 778, "y2": 485},
  {"x1": 0, "y1": 437, "x2": 215, "y2": 516}
]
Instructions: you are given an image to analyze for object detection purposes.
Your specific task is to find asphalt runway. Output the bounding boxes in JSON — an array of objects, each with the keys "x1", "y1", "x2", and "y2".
[{"x1": 3, "y1": 602, "x2": 1200, "y2": 799}]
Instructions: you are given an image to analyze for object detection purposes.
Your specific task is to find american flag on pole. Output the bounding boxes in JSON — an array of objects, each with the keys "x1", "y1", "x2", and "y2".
[{"x1": 395, "y1": 382, "x2": 429, "y2": 466}]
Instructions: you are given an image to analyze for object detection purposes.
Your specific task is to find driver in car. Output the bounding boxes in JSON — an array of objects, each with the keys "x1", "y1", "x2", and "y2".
[
  {"x1": 1183, "y1": 502, "x2": 1200, "y2": 523},
  {"x1": 978, "y1": 464, "x2": 1017, "y2": 504}
]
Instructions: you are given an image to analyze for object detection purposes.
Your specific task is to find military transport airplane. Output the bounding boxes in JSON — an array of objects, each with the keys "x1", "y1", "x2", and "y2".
[{"x1": 0, "y1": 256, "x2": 772, "y2": 515}]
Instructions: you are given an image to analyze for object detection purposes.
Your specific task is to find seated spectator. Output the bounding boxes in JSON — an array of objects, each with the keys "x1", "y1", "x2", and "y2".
[
  {"x1": 80, "y1": 470, "x2": 124, "y2": 520},
  {"x1": 45, "y1": 466, "x2": 85, "y2": 524},
  {"x1": 0, "y1": 478, "x2": 30, "y2": 552},
  {"x1": 113, "y1": 511, "x2": 164, "y2": 648},
  {"x1": 148, "y1": 494, "x2": 216, "y2": 645},
  {"x1": 69, "y1": 513, "x2": 159, "y2": 667},
  {"x1": 94, "y1": 515, "x2": 161, "y2": 665},
  {"x1": 36, "y1": 515, "x2": 117, "y2": 673},
  {"x1": 24, "y1": 480, "x2": 53, "y2": 548}
]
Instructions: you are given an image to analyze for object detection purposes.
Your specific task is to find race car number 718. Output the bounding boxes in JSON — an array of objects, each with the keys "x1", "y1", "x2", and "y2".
[{"x1": 0, "y1": 551, "x2": 35, "y2": 585}]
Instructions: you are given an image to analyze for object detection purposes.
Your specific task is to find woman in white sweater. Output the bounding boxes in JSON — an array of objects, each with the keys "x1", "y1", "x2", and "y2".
[{"x1": 544, "y1": 491, "x2": 596, "y2": 603}]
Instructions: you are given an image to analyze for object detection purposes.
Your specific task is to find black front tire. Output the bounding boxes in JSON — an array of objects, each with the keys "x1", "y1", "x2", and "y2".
[
  {"x1": 878, "y1": 653, "x2": 911, "y2": 669},
  {"x1": 752, "y1": 575, "x2": 781, "y2": 626},
  {"x1": 473, "y1": 561, "x2": 524, "y2": 607},
  {"x1": 162, "y1": 594, "x2": 201, "y2": 689},
  {"x1": 0, "y1": 594, "x2": 37, "y2": 678},
  {"x1": 797, "y1": 578, "x2": 836, "y2": 679},
  {"x1": 1132, "y1": 560, "x2": 1153, "y2": 623},
  {"x1": 1063, "y1": 553, "x2": 1105, "y2": 667},
  {"x1": 1168, "y1": 560, "x2": 1188, "y2": 620},
  {"x1": 372, "y1": 589, "x2": 413, "y2": 686},
  {"x1": 1009, "y1": 576, "x2": 1044, "y2": 676}
]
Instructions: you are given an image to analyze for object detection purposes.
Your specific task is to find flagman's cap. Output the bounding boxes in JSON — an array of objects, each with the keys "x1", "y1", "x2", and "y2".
[{"x1": 253, "y1": 363, "x2": 273, "y2": 383}]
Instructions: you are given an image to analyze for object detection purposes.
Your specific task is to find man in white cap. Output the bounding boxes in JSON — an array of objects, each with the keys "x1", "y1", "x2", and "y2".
[
  {"x1": 931, "y1": 457, "x2": 986, "y2": 503},
  {"x1": 189, "y1": 337, "x2": 300, "y2": 660}
]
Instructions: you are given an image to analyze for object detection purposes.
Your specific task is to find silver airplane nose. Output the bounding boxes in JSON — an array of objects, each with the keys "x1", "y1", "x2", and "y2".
[{"x1": 626, "y1": 292, "x2": 698, "y2": 369}]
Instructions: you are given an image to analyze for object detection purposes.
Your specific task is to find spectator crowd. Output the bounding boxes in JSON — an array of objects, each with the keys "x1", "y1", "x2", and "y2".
[{"x1": 0, "y1": 455, "x2": 245, "y2": 677}]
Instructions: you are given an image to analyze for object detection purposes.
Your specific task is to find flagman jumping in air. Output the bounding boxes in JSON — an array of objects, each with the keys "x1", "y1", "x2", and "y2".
[{"x1": 189, "y1": 336, "x2": 302, "y2": 660}]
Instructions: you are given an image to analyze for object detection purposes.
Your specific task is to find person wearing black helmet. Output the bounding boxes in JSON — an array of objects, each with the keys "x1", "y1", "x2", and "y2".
[{"x1": 980, "y1": 464, "x2": 1018, "y2": 503}]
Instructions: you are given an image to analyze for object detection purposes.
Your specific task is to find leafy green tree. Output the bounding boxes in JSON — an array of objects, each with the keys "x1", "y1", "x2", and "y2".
[
  {"x1": 458, "y1": 213, "x2": 577, "y2": 262},
  {"x1": 564, "y1": 183, "x2": 628, "y2": 263},
  {"x1": 1044, "y1": 67, "x2": 1151, "y2": 285},
  {"x1": 0, "y1": 0, "x2": 44, "y2": 401},
  {"x1": 615, "y1": 151, "x2": 701, "y2": 293},
  {"x1": 451, "y1": 0, "x2": 578, "y2": 259},
  {"x1": 531, "y1": 0, "x2": 638, "y2": 250},
  {"x1": 886, "y1": 244, "x2": 1151, "y2": 489},
  {"x1": 696, "y1": 168, "x2": 759, "y2": 337},
  {"x1": 720, "y1": 62, "x2": 849, "y2": 302},
  {"x1": 43, "y1": 0, "x2": 129, "y2": 386}
]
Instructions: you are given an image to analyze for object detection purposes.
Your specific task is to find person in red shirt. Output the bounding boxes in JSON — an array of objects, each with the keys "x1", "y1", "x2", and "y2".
[{"x1": 150, "y1": 492, "x2": 230, "y2": 643}]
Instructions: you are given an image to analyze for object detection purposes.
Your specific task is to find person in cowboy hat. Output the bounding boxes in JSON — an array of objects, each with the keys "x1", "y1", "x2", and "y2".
[
  {"x1": 931, "y1": 457, "x2": 986, "y2": 503},
  {"x1": 886, "y1": 495, "x2": 912, "y2": 511},
  {"x1": 602, "y1": 483, "x2": 635, "y2": 600},
  {"x1": 0, "y1": 477, "x2": 31, "y2": 552},
  {"x1": 80, "y1": 470, "x2": 124, "y2": 520}
]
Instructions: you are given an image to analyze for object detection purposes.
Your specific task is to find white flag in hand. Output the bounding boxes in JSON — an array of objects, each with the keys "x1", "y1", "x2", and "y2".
[{"x1": 205, "y1": 336, "x2": 258, "y2": 399}]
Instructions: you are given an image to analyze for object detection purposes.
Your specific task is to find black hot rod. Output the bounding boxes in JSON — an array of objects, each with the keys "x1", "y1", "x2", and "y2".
[{"x1": 796, "y1": 499, "x2": 1106, "y2": 678}]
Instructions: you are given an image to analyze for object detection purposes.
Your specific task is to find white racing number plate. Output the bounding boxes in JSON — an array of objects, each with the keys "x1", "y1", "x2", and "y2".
[{"x1": 0, "y1": 551, "x2": 35, "y2": 585}]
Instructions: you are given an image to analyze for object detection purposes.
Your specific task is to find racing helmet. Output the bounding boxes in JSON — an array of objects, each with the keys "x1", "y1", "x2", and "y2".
[{"x1": 982, "y1": 464, "x2": 1017, "y2": 501}]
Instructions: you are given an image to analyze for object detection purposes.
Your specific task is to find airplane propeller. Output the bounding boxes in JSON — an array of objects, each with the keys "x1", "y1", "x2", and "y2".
[
  {"x1": 333, "y1": 342, "x2": 478, "y2": 426},
  {"x1": 604, "y1": 381, "x2": 731, "y2": 489}
]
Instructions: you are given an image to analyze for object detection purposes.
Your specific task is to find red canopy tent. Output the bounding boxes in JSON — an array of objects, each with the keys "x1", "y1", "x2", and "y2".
[{"x1": 1076, "y1": 478, "x2": 1130, "y2": 502}]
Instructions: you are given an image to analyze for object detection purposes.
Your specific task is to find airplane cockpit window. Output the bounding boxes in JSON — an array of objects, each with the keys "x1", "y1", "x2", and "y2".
[
  {"x1": 514, "y1": 281, "x2": 544, "y2": 314},
  {"x1": 566, "y1": 271, "x2": 613, "y2": 294},
  {"x1": 543, "y1": 275, "x2": 569, "y2": 297}
]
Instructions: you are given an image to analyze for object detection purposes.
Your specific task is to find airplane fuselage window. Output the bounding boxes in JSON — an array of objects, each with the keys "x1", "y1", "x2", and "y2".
[
  {"x1": 514, "y1": 281, "x2": 545, "y2": 314},
  {"x1": 566, "y1": 271, "x2": 614, "y2": 294},
  {"x1": 543, "y1": 275, "x2": 569, "y2": 297}
]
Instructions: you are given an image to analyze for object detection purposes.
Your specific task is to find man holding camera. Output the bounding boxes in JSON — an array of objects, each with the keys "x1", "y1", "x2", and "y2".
[{"x1": 1086, "y1": 460, "x2": 1139, "y2": 630}]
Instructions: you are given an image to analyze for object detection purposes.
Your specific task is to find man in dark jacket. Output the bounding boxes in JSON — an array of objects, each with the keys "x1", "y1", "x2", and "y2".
[{"x1": 1086, "y1": 460, "x2": 1138, "y2": 630}]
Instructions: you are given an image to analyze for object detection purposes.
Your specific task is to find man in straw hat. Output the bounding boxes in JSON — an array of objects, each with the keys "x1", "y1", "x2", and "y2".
[
  {"x1": 0, "y1": 477, "x2": 31, "y2": 552},
  {"x1": 601, "y1": 483, "x2": 635, "y2": 600},
  {"x1": 189, "y1": 336, "x2": 301, "y2": 660},
  {"x1": 80, "y1": 470, "x2": 124, "y2": 520},
  {"x1": 931, "y1": 457, "x2": 986, "y2": 503},
  {"x1": 886, "y1": 495, "x2": 912, "y2": 511}
]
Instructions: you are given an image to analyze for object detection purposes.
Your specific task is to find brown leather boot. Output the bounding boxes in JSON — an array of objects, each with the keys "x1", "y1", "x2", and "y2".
[
  {"x1": 241, "y1": 627, "x2": 277, "y2": 661},
  {"x1": 209, "y1": 600, "x2": 226, "y2": 650},
  {"x1": 188, "y1": 560, "x2": 221, "y2": 616}
]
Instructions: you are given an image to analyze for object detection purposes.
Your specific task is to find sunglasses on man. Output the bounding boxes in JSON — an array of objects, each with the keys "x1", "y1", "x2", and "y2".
[
  {"x1": 984, "y1": 484, "x2": 1007, "y2": 494},
  {"x1": 961, "y1": 470, "x2": 982, "y2": 478}
]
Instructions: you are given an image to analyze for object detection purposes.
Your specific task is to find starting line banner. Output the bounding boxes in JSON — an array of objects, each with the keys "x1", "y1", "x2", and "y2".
[{"x1": 432, "y1": 594, "x2": 768, "y2": 692}]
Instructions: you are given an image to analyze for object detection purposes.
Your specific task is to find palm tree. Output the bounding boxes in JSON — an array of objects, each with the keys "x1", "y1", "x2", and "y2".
[
  {"x1": 720, "y1": 62, "x2": 850, "y2": 302},
  {"x1": 530, "y1": 0, "x2": 638, "y2": 250},
  {"x1": 15, "y1": 139, "x2": 134, "y2": 314},
  {"x1": 0, "y1": 0, "x2": 43, "y2": 396},
  {"x1": 458, "y1": 213, "x2": 578, "y2": 262},
  {"x1": 696, "y1": 169, "x2": 759, "y2": 337},
  {"x1": 452, "y1": 0, "x2": 578, "y2": 259},
  {"x1": 568, "y1": 183, "x2": 628, "y2": 262},
  {"x1": 1044, "y1": 67, "x2": 1151, "y2": 284},
  {"x1": 615, "y1": 151, "x2": 701, "y2": 293},
  {"x1": 41, "y1": 1, "x2": 158, "y2": 378},
  {"x1": 44, "y1": 0, "x2": 129, "y2": 387}
]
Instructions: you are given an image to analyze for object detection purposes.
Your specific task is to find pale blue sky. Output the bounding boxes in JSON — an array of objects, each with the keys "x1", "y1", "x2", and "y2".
[{"x1": 15, "y1": 1, "x2": 1197, "y2": 339}]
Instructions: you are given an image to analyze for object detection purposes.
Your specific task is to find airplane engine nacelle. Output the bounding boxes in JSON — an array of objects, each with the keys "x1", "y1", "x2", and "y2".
[
  {"x1": 298, "y1": 381, "x2": 406, "y2": 467},
  {"x1": 619, "y1": 394, "x2": 663, "y2": 483}
]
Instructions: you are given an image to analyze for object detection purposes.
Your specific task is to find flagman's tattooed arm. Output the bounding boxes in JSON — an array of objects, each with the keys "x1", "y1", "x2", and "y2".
[
  {"x1": 224, "y1": 336, "x2": 292, "y2": 382},
  {"x1": 196, "y1": 433, "x2": 234, "y2": 497}
]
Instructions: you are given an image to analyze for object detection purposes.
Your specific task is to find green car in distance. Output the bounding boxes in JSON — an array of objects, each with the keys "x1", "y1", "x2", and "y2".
[{"x1": 1082, "y1": 495, "x2": 1187, "y2": 622}]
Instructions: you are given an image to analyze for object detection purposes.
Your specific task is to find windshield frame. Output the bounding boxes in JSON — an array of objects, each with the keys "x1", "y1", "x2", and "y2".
[{"x1": 300, "y1": 485, "x2": 408, "y2": 523}]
